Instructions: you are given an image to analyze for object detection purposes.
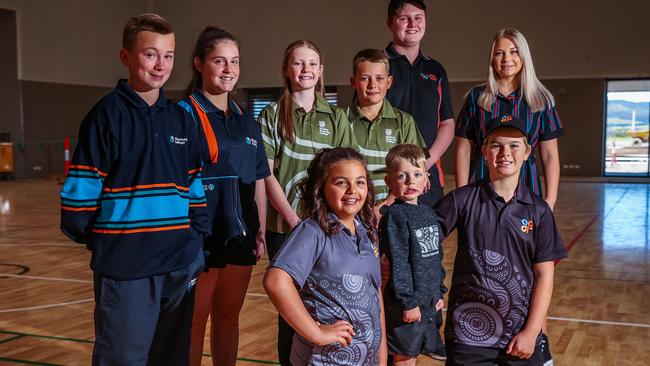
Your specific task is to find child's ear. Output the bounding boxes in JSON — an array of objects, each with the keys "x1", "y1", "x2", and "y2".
[
  {"x1": 524, "y1": 143, "x2": 532, "y2": 159},
  {"x1": 386, "y1": 75, "x2": 393, "y2": 89},
  {"x1": 119, "y1": 48, "x2": 129, "y2": 67},
  {"x1": 350, "y1": 76, "x2": 356, "y2": 87},
  {"x1": 384, "y1": 174, "x2": 391, "y2": 190},
  {"x1": 193, "y1": 57, "x2": 203, "y2": 73}
]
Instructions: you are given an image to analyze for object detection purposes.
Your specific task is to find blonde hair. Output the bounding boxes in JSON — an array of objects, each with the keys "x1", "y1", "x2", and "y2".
[
  {"x1": 477, "y1": 28, "x2": 555, "y2": 113},
  {"x1": 385, "y1": 144, "x2": 426, "y2": 173},
  {"x1": 279, "y1": 40, "x2": 325, "y2": 143}
]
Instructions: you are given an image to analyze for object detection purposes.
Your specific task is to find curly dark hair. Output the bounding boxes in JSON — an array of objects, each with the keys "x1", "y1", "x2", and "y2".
[{"x1": 298, "y1": 148, "x2": 377, "y2": 243}]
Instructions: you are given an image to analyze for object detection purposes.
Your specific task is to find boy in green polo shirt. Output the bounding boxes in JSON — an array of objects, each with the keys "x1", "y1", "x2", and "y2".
[{"x1": 347, "y1": 48, "x2": 425, "y2": 203}]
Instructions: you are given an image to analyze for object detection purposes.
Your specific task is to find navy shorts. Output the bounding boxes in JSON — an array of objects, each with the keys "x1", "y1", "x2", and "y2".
[{"x1": 92, "y1": 250, "x2": 204, "y2": 366}]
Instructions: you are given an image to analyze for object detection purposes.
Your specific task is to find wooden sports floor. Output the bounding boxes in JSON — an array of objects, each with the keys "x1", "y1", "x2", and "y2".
[{"x1": 0, "y1": 178, "x2": 648, "y2": 365}]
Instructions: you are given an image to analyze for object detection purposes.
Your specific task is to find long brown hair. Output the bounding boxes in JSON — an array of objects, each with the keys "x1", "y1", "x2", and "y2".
[
  {"x1": 182, "y1": 26, "x2": 239, "y2": 99},
  {"x1": 298, "y1": 148, "x2": 377, "y2": 243},
  {"x1": 279, "y1": 40, "x2": 325, "y2": 143}
]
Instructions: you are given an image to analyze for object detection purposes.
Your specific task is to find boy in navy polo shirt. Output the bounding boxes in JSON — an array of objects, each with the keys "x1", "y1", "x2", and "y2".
[
  {"x1": 60, "y1": 14, "x2": 208, "y2": 365},
  {"x1": 435, "y1": 115, "x2": 567, "y2": 365}
]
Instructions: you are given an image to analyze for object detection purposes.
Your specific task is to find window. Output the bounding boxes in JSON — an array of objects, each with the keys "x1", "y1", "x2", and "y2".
[
  {"x1": 604, "y1": 80, "x2": 650, "y2": 176},
  {"x1": 248, "y1": 87, "x2": 339, "y2": 119}
]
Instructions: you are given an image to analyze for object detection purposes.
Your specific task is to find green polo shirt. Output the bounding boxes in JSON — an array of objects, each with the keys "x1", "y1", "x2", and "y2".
[
  {"x1": 258, "y1": 94, "x2": 355, "y2": 233},
  {"x1": 347, "y1": 98, "x2": 425, "y2": 202}
]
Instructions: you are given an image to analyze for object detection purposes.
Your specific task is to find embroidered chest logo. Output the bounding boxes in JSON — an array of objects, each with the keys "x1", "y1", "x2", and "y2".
[
  {"x1": 419, "y1": 73, "x2": 438, "y2": 82},
  {"x1": 318, "y1": 120, "x2": 331, "y2": 136},
  {"x1": 385, "y1": 128, "x2": 397, "y2": 144},
  {"x1": 245, "y1": 137, "x2": 258, "y2": 148},
  {"x1": 520, "y1": 218, "x2": 534, "y2": 233},
  {"x1": 203, "y1": 183, "x2": 215, "y2": 191},
  {"x1": 415, "y1": 225, "x2": 439, "y2": 257},
  {"x1": 169, "y1": 136, "x2": 188, "y2": 145}
]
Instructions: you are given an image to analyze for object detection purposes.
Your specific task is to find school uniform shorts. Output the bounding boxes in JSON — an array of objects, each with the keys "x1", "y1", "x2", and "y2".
[
  {"x1": 445, "y1": 339, "x2": 544, "y2": 366},
  {"x1": 91, "y1": 250, "x2": 204, "y2": 366}
]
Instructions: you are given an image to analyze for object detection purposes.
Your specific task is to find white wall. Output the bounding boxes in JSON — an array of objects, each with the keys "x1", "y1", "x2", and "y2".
[{"x1": 1, "y1": 0, "x2": 649, "y2": 89}]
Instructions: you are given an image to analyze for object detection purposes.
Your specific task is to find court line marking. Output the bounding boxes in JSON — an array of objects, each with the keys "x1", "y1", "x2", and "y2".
[
  {"x1": 0, "y1": 356, "x2": 61, "y2": 366},
  {"x1": 547, "y1": 316, "x2": 650, "y2": 328},
  {"x1": 0, "y1": 330, "x2": 280, "y2": 365},
  {"x1": 0, "y1": 273, "x2": 91, "y2": 284},
  {"x1": 4, "y1": 282, "x2": 648, "y2": 328},
  {"x1": 0, "y1": 243, "x2": 79, "y2": 247},
  {"x1": 0, "y1": 299, "x2": 93, "y2": 313}
]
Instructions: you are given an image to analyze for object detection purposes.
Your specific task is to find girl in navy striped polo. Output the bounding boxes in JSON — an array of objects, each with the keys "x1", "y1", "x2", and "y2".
[{"x1": 455, "y1": 28, "x2": 564, "y2": 212}]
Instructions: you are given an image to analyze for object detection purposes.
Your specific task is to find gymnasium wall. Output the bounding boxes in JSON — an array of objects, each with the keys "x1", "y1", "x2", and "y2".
[{"x1": 0, "y1": 0, "x2": 647, "y2": 178}]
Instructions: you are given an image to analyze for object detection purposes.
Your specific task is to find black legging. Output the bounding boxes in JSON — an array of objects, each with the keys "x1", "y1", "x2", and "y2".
[{"x1": 266, "y1": 231, "x2": 294, "y2": 366}]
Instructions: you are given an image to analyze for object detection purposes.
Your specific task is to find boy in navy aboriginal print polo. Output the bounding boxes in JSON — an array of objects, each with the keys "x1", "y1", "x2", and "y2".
[{"x1": 435, "y1": 115, "x2": 567, "y2": 366}]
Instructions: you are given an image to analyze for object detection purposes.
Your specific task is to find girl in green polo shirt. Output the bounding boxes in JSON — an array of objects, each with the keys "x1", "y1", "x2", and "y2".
[{"x1": 257, "y1": 39, "x2": 354, "y2": 366}]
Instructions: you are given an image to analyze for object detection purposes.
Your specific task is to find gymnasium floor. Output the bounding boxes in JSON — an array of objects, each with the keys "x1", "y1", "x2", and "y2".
[{"x1": 0, "y1": 178, "x2": 648, "y2": 365}]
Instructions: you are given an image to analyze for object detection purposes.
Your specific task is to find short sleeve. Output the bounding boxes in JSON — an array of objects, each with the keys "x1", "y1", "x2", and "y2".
[
  {"x1": 455, "y1": 92, "x2": 476, "y2": 141},
  {"x1": 402, "y1": 112, "x2": 427, "y2": 151},
  {"x1": 533, "y1": 204, "x2": 567, "y2": 263},
  {"x1": 257, "y1": 104, "x2": 278, "y2": 160},
  {"x1": 433, "y1": 190, "x2": 460, "y2": 242},
  {"x1": 438, "y1": 66, "x2": 454, "y2": 121},
  {"x1": 251, "y1": 117, "x2": 271, "y2": 180},
  {"x1": 539, "y1": 105, "x2": 565, "y2": 141},
  {"x1": 333, "y1": 107, "x2": 355, "y2": 148},
  {"x1": 270, "y1": 221, "x2": 325, "y2": 288}
]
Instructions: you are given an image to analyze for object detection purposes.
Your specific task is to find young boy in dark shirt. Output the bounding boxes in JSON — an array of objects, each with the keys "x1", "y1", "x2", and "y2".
[
  {"x1": 379, "y1": 144, "x2": 446, "y2": 366},
  {"x1": 60, "y1": 14, "x2": 208, "y2": 365},
  {"x1": 435, "y1": 115, "x2": 567, "y2": 365}
]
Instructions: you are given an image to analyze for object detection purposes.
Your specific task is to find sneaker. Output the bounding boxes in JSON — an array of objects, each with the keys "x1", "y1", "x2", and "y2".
[
  {"x1": 539, "y1": 333, "x2": 553, "y2": 366},
  {"x1": 426, "y1": 348, "x2": 447, "y2": 361}
]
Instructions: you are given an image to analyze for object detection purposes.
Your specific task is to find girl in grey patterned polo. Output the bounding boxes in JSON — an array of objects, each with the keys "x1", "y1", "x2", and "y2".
[{"x1": 264, "y1": 148, "x2": 386, "y2": 366}]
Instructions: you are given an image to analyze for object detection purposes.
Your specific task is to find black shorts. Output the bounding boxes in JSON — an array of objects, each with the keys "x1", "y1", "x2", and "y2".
[
  {"x1": 446, "y1": 339, "x2": 544, "y2": 366},
  {"x1": 204, "y1": 233, "x2": 257, "y2": 268},
  {"x1": 387, "y1": 315, "x2": 441, "y2": 357}
]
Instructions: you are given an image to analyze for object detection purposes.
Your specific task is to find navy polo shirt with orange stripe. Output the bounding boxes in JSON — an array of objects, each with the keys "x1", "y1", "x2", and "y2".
[
  {"x1": 385, "y1": 42, "x2": 454, "y2": 191},
  {"x1": 434, "y1": 179, "x2": 567, "y2": 349},
  {"x1": 456, "y1": 85, "x2": 565, "y2": 196},
  {"x1": 179, "y1": 90, "x2": 270, "y2": 267}
]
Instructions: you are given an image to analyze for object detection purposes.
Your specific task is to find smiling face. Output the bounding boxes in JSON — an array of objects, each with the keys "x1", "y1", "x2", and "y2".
[
  {"x1": 482, "y1": 128, "x2": 531, "y2": 180},
  {"x1": 388, "y1": 3, "x2": 426, "y2": 47},
  {"x1": 323, "y1": 160, "x2": 368, "y2": 225},
  {"x1": 385, "y1": 157, "x2": 428, "y2": 204},
  {"x1": 492, "y1": 37, "x2": 523, "y2": 82},
  {"x1": 120, "y1": 31, "x2": 175, "y2": 92},
  {"x1": 196, "y1": 40, "x2": 240, "y2": 95},
  {"x1": 284, "y1": 46, "x2": 323, "y2": 92},
  {"x1": 351, "y1": 61, "x2": 393, "y2": 108}
]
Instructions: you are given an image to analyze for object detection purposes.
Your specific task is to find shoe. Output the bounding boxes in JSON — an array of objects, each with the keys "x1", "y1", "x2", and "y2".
[
  {"x1": 539, "y1": 333, "x2": 553, "y2": 366},
  {"x1": 426, "y1": 348, "x2": 447, "y2": 361}
]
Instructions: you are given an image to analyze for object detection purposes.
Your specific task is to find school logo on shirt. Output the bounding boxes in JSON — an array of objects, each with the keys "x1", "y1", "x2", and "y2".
[
  {"x1": 520, "y1": 218, "x2": 534, "y2": 233},
  {"x1": 169, "y1": 135, "x2": 188, "y2": 145},
  {"x1": 245, "y1": 137, "x2": 258, "y2": 148},
  {"x1": 415, "y1": 225, "x2": 440, "y2": 257},
  {"x1": 419, "y1": 73, "x2": 438, "y2": 82},
  {"x1": 318, "y1": 120, "x2": 331, "y2": 136},
  {"x1": 385, "y1": 129, "x2": 397, "y2": 144}
]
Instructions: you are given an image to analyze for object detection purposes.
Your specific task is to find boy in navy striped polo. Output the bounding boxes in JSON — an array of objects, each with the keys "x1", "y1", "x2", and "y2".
[
  {"x1": 60, "y1": 14, "x2": 208, "y2": 365},
  {"x1": 435, "y1": 115, "x2": 567, "y2": 365}
]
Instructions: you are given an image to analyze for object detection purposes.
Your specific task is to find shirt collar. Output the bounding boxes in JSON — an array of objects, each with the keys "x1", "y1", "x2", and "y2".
[
  {"x1": 385, "y1": 42, "x2": 431, "y2": 62},
  {"x1": 349, "y1": 98, "x2": 398, "y2": 123},
  {"x1": 478, "y1": 178, "x2": 533, "y2": 205},
  {"x1": 116, "y1": 79, "x2": 167, "y2": 109},
  {"x1": 191, "y1": 89, "x2": 243, "y2": 116},
  {"x1": 327, "y1": 212, "x2": 367, "y2": 237},
  {"x1": 293, "y1": 94, "x2": 334, "y2": 117}
]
